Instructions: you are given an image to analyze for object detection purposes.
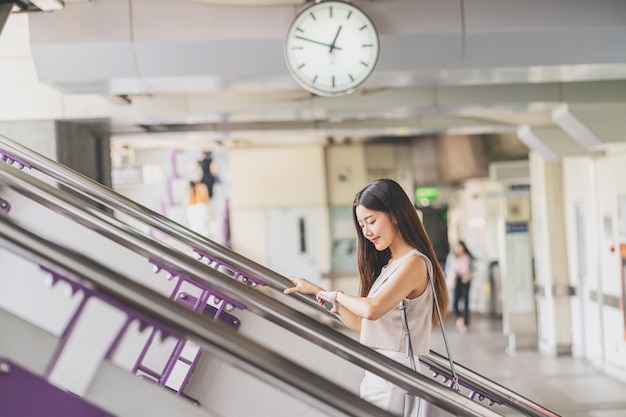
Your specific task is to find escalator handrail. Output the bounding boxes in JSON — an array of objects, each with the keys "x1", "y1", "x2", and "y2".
[
  {"x1": 0, "y1": 134, "x2": 559, "y2": 417},
  {"x1": 0, "y1": 160, "x2": 500, "y2": 417},
  {"x1": 0, "y1": 216, "x2": 398, "y2": 417},
  {"x1": 422, "y1": 352, "x2": 560, "y2": 417}
]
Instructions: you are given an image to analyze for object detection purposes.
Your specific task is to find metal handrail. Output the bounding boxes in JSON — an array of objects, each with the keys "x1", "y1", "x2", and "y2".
[
  {"x1": 0, "y1": 216, "x2": 396, "y2": 417},
  {"x1": 422, "y1": 352, "x2": 560, "y2": 417},
  {"x1": 0, "y1": 158, "x2": 499, "y2": 417},
  {"x1": 0, "y1": 134, "x2": 560, "y2": 416}
]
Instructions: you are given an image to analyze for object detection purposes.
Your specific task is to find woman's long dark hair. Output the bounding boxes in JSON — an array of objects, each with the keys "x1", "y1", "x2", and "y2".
[{"x1": 352, "y1": 179, "x2": 449, "y2": 326}]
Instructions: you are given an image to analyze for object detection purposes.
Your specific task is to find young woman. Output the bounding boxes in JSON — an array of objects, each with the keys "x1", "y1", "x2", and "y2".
[{"x1": 284, "y1": 178, "x2": 449, "y2": 416}]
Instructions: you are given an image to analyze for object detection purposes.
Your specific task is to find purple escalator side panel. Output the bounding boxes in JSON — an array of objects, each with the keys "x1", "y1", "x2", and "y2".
[{"x1": 0, "y1": 358, "x2": 115, "y2": 417}]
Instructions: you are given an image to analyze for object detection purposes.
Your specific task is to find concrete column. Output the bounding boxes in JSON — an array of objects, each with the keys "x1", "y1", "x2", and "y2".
[
  {"x1": 529, "y1": 151, "x2": 573, "y2": 356},
  {"x1": 56, "y1": 121, "x2": 112, "y2": 187},
  {"x1": 0, "y1": 3, "x2": 11, "y2": 37}
]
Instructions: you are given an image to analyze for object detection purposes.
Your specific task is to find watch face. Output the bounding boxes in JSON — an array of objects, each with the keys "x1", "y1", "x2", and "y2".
[{"x1": 284, "y1": 1, "x2": 380, "y2": 96}]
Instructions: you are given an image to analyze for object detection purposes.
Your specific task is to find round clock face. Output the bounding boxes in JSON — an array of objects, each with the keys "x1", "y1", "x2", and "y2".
[{"x1": 284, "y1": 1, "x2": 380, "y2": 96}]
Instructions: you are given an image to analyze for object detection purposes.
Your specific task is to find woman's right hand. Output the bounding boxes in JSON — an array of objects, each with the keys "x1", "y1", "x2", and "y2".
[{"x1": 283, "y1": 276, "x2": 324, "y2": 296}]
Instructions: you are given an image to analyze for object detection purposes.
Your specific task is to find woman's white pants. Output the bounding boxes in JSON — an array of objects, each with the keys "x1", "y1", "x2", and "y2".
[{"x1": 360, "y1": 349, "x2": 420, "y2": 416}]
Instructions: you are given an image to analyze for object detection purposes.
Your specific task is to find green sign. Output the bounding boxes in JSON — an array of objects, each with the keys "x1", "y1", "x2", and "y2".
[{"x1": 415, "y1": 186, "x2": 439, "y2": 202}]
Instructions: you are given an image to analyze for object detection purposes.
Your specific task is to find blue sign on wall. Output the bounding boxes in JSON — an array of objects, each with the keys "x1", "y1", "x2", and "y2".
[{"x1": 506, "y1": 221, "x2": 528, "y2": 234}]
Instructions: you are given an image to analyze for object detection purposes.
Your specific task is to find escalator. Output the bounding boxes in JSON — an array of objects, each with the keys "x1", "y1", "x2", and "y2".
[{"x1": 0, "y1": 134, "x2": 559, "y2": 417}]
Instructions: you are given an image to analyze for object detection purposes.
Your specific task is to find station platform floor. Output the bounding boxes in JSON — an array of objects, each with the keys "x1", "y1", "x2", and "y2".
[{"x1": 429, "y1": 314, "x2": 626, "y2": 417}]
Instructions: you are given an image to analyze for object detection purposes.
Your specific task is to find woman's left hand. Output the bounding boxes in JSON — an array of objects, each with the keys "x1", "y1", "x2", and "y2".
[{"x1": 283, "y1": 276, "x2": 324, "y2": 296}]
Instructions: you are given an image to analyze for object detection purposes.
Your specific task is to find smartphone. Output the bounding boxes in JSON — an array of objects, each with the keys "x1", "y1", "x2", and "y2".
[{"x1": 317, "y1": 292, "x2": 334, "y2": 311}]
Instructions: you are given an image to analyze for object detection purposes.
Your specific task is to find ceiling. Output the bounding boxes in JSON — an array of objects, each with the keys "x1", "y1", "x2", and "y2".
[{"x1": 6, "y1": 0, "x2": 626, "y2": 156}]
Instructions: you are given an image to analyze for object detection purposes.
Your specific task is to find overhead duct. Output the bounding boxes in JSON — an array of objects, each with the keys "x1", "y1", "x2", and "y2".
[
  {"x1": 553, "y1": 103, "x2": 626, "y2": 149},
  {"x1": 27, "y1": 0, "x2": 626, "y2": 95},
  {"x1": 517, "y1": 125, "x2": 589, "y2": 161}
]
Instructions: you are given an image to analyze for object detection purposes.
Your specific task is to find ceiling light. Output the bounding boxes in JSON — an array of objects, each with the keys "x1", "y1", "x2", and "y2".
[{"x1": 29, "y1": 0, "x2": 64, "y2": 12}]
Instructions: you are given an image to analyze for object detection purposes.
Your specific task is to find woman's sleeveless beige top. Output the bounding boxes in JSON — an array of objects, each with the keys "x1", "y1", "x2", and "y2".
[{"x1": 359, "y1": 249, "x2": 434, "y2": 355}]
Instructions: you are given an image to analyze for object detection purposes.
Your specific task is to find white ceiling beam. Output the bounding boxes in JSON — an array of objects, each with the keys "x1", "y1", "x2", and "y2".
[
  {"x1": 553, "y1": 103, "x2": 626, "y2": 148},
  {"x1": 517, "y1": 125, "x2": 588, "y2": 161}
]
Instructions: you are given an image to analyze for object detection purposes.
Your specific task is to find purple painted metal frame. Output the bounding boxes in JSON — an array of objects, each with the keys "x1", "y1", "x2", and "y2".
[
  {"x1": 429, "y1": 367, "x2": 503, "y2": 406},
  {"x1": 0, "y1": 150, "x2": 28, "y2": 214},
  {"x1": 128, "y1": 258, "x2": 245, "y2": 395},
  {"x1": 193, "y1": 247, "x2": 265, "y2": 287},
  {"x1": 0, "y1": 150, "x2": 31, "y2": 170},
  {"x1": 149, "y1": 258, "x2": 246, "y2": 311},
  {"x1": 39, "y1": 266, "x2": 184, "y2": 378}
]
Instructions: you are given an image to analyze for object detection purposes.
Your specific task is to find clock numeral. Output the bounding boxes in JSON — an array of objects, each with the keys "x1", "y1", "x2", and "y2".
[
  {"x1": 360, "y1": 61, "x2": 369, "y2": 67},
  {"x1": 347, "y1": 11, "x2": 352, "y2": 19},
  {"x1": 310, "y1": 12, "x2": 316, "y2": 20},
  {"x1": 362, "y1": 44, "x2": 373, "y2": 48},
  {"x1": 295, "y1": 27, "x2": 304, "y2": 33},
  {"x1": 329, "y1": 6, "x2": 332, "y2": 18},
  {"x1": 291, "y1": 46, "x2": 303, "y2": 50},
  {"x1": 348, "y1": 74, "x2": 355, "y2": 82},
  {"x1": 359, "y1": 24, "x2": 368, "y2": 31},
  {"x1": 312, "y1": 75, "x2": 318, "y2": 84},
  {"x1": 297, "y1": 63, "x2": 306, "y2": 69},
  {"x1": 332, "y1": 76, "x2": 335, "y2": 88}
]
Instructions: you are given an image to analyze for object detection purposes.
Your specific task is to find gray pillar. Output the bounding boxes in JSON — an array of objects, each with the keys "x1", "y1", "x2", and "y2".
[
  {"x1": 0, "y1": 3, "x2": 12, "y2": 37},
  {"x1": 55, "y1": 121, "x2": 111, "y2": 187}
]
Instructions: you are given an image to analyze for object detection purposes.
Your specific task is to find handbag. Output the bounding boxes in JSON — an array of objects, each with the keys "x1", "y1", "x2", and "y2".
[{"x1": 401, "y1": 257, "x2": 460, "y2": 417}]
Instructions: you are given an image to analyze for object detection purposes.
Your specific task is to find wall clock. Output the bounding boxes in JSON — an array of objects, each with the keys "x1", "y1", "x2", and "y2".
[{"x1": 284, "y1": 1, "x2": 380, "y2": 96}]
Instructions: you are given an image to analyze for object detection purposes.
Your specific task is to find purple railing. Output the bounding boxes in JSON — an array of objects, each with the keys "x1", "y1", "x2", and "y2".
[
  {"x1": 125, "y1": 258, "x2": 245, "y2": 396},
  {"x1": 37, "y1": 264, "x2": 232, "y2": 402},
  {"x1": 193, "y1": 247, "x2": 265, "y2": 287},
  {"x1": 429, "y1": 367, "x2": 502, "y2": 406},
  {"x1": 0, "y1": 149, "x2": 28, "y2": 213},
  {"x1": 0, "y1": 150, "x2": 31, "y2": 170}
]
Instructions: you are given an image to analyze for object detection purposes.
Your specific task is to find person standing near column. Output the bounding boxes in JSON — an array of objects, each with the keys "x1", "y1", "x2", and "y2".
[
  {"x1": 452, "y1": 240, "x2": 474, "y2": 334},
  {"x1": 200, "y1": 151, "x2": 215, "y2": 199}
]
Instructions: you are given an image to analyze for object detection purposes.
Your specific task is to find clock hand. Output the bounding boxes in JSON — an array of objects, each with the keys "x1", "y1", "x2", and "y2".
[
  {"x1": 329, "y1": 25, "x2": 342, "y2": 53},
  {"x1": 295, "y1": 35, "x2": 343, "y2": 51}
]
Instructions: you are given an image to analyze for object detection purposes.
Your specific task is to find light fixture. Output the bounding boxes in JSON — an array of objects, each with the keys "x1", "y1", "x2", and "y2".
[{"x1": 29, "y1": 0, "x2": 64, "y2": 12}]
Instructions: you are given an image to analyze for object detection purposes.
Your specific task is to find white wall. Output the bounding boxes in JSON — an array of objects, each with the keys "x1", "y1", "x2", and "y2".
[
  {"x1": 562, "y1": 147, "x2": 626, "y2": 382},
  {"x1": 529, "y1": 152, "x2": 572, "y2": 355},
  {"x1": 326, "y1": 144, "x2": 367, "y2": 206},
  {"x1": 593, "y1": 149, "x2": 626, "y2": 380},
  {"x1": 229, "y1": 145, "x2": 330, "y2": 274},
  {"x1": 562, "y1": 157, "x2": 602, "y2": 362}
]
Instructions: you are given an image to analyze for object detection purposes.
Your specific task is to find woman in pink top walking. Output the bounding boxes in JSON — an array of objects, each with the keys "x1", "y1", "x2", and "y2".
[{"x1": 452, "y1": 241, "x2": 474, "y2": 334}]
